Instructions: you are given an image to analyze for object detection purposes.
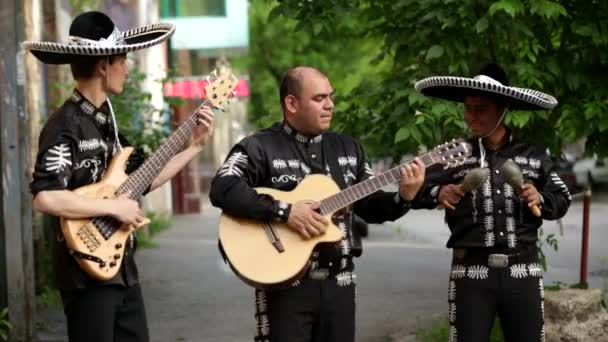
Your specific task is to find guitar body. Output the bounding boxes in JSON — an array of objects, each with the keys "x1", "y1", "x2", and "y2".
[
  {"x1": 60, "y1": 147, "x2": 149, "y2": 281},
  {"x1": 219, "y1": 174, "x2": 345, "y2": 289}
]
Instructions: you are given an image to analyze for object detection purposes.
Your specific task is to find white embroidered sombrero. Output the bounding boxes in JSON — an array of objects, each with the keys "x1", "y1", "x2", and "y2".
[
  {"x1": 414, "y1": 63, "x2": 558, "y2": 111},
  {"x1": 23, "y1": 11, "x2": 175, "y2": 64}
]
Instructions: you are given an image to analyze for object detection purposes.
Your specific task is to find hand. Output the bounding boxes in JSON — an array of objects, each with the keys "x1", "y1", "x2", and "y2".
[
  {"x1": 109, "y1": 191, "x2": 145, "y2": 228},
  {"x1": 191, "y1": 106, "x2": 215, "y2": 148},
  {"x1": 398, "y1": 158, "x2": 426, "y2": 201},
  {"x1": 286, "y1": 201, "x2": 329, "y2": 240},
  {"x1": 520, "y1": 183, "x2": 542, "y2": 208},
  {"x1": 438, "y1": 184, "x2": 465, "y2": 210}
]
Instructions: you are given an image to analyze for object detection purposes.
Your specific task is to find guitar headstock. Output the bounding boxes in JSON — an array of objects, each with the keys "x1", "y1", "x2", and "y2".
[
  {"x1": 430, "y1": 139, "x2": 472, "y2": 169},
  {"x1": 204, "y1": 68, "x2": 239, "y2": 111}
]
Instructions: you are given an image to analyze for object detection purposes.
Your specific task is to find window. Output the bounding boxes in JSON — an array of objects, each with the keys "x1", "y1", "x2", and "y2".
[{"x1": 161, "y1": 0, "x2": 226, "y2": 17}]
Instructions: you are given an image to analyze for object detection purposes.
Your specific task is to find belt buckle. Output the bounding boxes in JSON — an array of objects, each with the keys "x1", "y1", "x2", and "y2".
[
  {"x1": 488, "y1": 254, "x2": 509, "y2": 268},
  {"x1": 308, "y1": 268, "x2": 330, "y2": 280}
]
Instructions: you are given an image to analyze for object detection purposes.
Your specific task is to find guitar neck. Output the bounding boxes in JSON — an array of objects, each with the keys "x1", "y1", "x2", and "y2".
[
  {"x1": 318, "y1": 152, "x2": 436, "y2": 215},
  {"x1": 117, "y1": 100, "x2": 210, "y2": 198}
]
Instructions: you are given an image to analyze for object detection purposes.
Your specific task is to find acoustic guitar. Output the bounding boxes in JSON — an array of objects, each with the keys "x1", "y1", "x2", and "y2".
[
  {"x1": 61, "y1": 68, "x2": 239, "y2": 281},
  {"x1": 219, "y1": 139, "x2": 472, "y2": 288}
]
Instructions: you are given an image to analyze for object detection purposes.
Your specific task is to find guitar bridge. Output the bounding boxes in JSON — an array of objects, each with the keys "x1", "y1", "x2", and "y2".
[{"x1": 77, "y1": 223, "x2": 101, "y2": 252}]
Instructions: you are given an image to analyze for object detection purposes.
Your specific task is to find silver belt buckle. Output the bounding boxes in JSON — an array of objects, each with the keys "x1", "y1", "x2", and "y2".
[
  {"x1": 488, "y1": 254, "x2": 509, "y2": 268},
  {"x1": 308, "y1": 268, "x2": 330, "y2": 280}
]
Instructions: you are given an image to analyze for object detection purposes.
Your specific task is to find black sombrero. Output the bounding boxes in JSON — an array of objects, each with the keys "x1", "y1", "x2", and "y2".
[
  {"x1": 414, "y1": 63, "x2": 558, "y2": 111},
  {"x1": 23, "y1": 11, "x2": 175, "y2": 64}
]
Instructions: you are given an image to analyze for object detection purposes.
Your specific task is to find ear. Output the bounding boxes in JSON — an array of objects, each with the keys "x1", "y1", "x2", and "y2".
[
  {"x1": 97, "y1": 59, "x2": 108, "y2": 77},
  {"x1": 284, "y1": 94, "x2": 298, "y2": 113}
]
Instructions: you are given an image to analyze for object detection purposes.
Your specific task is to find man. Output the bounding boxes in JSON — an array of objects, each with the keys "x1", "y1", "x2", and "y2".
[
  {"x1": 26, "y1": 11, "x2": 215, "y2": 342},
  {"x1": 209, "y1": 66, "x2": 425, "y2": 342},
  {"x1": 413, "y1": 63, "x2": 571, "y2": 342}
]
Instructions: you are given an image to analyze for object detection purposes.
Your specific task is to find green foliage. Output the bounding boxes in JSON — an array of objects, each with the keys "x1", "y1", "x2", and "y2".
[
  {"x1": 134, "y1": 210, "x2": 172, "y2": 249},
  {"x1": 417, "y1": 316, "x2": 505, "y2": 342},
  {"x1": 249, "y1": 0, "x2": 608, "y2": 159},
  {"x1": 37, "y1": 286, "x2": 62, "y2": 309},
  {"x1": 537, "y1": 229, "x2": 559, "y2": 271},
  {"x1": 0, "y1": 307, "x2": 11, "y2": 342}
]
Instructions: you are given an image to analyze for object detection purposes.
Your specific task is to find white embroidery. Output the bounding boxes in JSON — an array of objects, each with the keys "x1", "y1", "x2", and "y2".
[
  {"x1": 510, "y1": 264, "x2": 528, "y2": 278},
  {"x1": 468, "y1": 265, "x2": 489, "y2": 280},
  {"x1": 523, "y1": 169, "x2": 540, "y2": 179},
  {"x1": 449, "y1": 326, "x2": 458, "y2": 342},
  {"x1": 45, "y1": 143, "x2": 72, "y2": 173},
  {"x1": 94, "y1": 112, "x2": 108, "y2": 125},
  {"x1": 336, "y1": 272, "x2": 354, "y2": 287},
  {"x1": 295, "y1": 133, "x2": 308, "y2": 143},
  {"x1": 288, "y1": 159, "x2": 300, "y2": 168},
  {"x1": 364, "y1": 163, "x2": 374, "y2": 177},
  {"x1": 484, "y1": 215, "x2": 494, "y2": 231},
  {"x1": 508, "y1": 234, "x2": 517, "y2": 248},
  {"x1": 550, "y1": 171, "x2": 572, "y2": 201},
  {"x1": 505, "y1": 199, "x2": 514, "y2": 214},
  {"x1": 482, "y1": 181, "x2": 492, "y2": 197},
  {"x1": 255, "y1": 290, "x2": 267, "y2": 312},
  {"x1": 539, "y1": 278, "x2": 544, "y2": 299},
  {"x1": 78, "y1": 138, "x2": 108, "y2": 152},
  {"x1": 506, "y1": 217, "x2": 516, "y2": 232},
  {"x1": 343, "y1": 169, "x2": 356, "y2": 184},
  {"x1": 540, "y1": 324, "x2": 545, "y2": 342},
  {"x1": 515, "y1": 156, "x2": 528, "y2": 165},
  {"x1": 218, "y1": 152, "x2": 248, "y2": 177},
  {"x1": 75, "y1": 158, "x2": 102, "y2": 182},
  {"x1": 312, "y1": 135, "x2": 322, "y2": 143},
  {"x1": 338, "y1": 156, "x2": 357, "y2": 167},
  {"x1": 451, "y1": 265, "x2": 467, "y2": 279},
  {"x1": 300, "y1": 163, "x2": 311, "y2": 175},
  {"x1": 291, "y1": 279, "x2": 301, "y2": 287},
  {"x1": 484, "y1": 232, "x2": 495, "y2": 247},
  {"x1": 283, "y1": 124, "x2": 293, "y2": 134},
  {"x1": 529, "y1": 263, "x2": 542, "y2": 277},
  {"x1": 484, "y1": 198, "x2": 493, "y2": 212},
  {"x1": 271, "y1": 174, "x2": 298, "y2": 183},
  {"x1": 340, "y1": 239, "x2": 350, "y2": 255},
  {"x1": 430, "y1": 185, "x2": 440, "y2": 198},
  {"x1": 272, "y1": 159, "x2": 287, "y2": 169},
  {"x1": 347, "y1": 156, "x2": 357, "y2": 166},
  {"x1": 529, "y1": 158, "x2": 541, "y2": 169},
  {"x1": 449, "y1": 302, "x2": 457, "y2": 323},
  {"x1": 257, "y1": 314, "x2": 270, "y2": 336},
  {"x1": 504, "y1": 183, "x2": 514, "y2": 198},
  {"x1": 448, "y1": 281, "x2": 456, "y2": 301},
  {"x1": 341, "y1": 258, "x2": 348, "y2": 269},
  {"x1": 80, "y1": 101, "x2": 95, "y2": 114}
]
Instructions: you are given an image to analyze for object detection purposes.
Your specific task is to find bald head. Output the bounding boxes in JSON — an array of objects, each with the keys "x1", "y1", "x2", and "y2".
[{"x1": 279, "y1": 66, "x2": 328, "y2": 111}]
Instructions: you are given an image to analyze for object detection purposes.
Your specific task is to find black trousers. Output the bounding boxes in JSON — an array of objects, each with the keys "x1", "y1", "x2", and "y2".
[
  {"x1": 448, "y1": 248, "x2": 544, "y2": 342},
  {"x1": 254, "y1": 276, "x2": 356, "y2": 342},
  {"x1": 61, "y1": 284, "x2": 149, "y2": 342}
]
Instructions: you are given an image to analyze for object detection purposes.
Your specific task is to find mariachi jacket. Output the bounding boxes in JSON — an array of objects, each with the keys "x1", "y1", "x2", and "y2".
[
  {"x1": 414, "y1": 133, "x2": 571, "y2": 249},
  {"x1": 30, "y1": 90, "x2": 145, "y2": 290},
  {"x1": 209, "y1": 122, "x2": 411, "y2": 283}
]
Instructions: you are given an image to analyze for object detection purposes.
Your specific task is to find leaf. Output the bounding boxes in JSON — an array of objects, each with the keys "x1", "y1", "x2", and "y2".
[
  {"x1": 475, "y1": 17, "x2": 489, "y2": 33},
  {"x1": 489, "y1": 0, "x2": 523, "y2": 18},
  {"x1": 313, "y1": 22, "x2": 323, "y2": 35},
  {"x1": 394, "y1": 127, "x2": 410, "y2": 143},
  {"x1": 426, "y1": 45, "x2": 444, "y2": 61}
]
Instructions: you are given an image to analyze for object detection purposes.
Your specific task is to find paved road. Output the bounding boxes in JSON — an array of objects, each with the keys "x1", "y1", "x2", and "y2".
[{"x1": 36, "y1": 192, "x2": 608, "y2": 341}]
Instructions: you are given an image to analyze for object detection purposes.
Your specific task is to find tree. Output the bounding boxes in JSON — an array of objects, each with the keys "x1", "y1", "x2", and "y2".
[{"x1": 246, "y1": 0, "x2": 608, "y2": 159}]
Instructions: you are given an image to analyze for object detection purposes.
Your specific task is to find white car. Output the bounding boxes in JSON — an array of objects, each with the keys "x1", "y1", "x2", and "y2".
[{"x1": 573, "y1": 156, "x2": 608, "y2": 187}]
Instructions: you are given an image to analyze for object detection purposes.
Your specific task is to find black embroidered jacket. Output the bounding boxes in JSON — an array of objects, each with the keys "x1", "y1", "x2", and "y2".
[
  {"x1": 30, "y1": 90, "x2": 145, "y2": 290},
  {"x1": 209, "y1": 122, "x2": 411, "y2": 279},
  {"x1": 414, "y1": 134, "x2": 571, "y2": 249}
]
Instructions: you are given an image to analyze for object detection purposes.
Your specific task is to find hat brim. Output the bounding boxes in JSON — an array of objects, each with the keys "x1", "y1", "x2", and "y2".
[
  {"x1": 415, "y1": 76, "x2": 558, "y2": 111},
  {"x1": 23, "y1": 23, "x2": 175, "y2": 64}
]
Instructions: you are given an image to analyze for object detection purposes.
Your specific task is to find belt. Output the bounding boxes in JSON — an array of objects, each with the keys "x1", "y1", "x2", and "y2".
[
  {"x1": 307, "y1": 268, "x2": 332, "y2": 280},
  {"x1": 453, "y1": 246, "x2": 537, "y2": 269}
]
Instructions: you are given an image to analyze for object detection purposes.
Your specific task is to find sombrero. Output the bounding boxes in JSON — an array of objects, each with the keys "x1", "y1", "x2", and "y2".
[
  {"x1": 414, "y1": 63, "x2": 558, "y2": 111},
  {"x1": 23, "y1": 11, "x2": 174, "y2": 64}
]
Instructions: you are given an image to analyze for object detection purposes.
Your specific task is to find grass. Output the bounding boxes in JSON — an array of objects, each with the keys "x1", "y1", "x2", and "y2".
[
  {"x1": 0, "y1": 307, "x2": 12, "y2": 342},
  {"x1": 135, "y1": 211, "x2": 172, "y2": 248},
  {"x1": 416, "y1": 317, "x2": 505, "y2": 342},
  {"x1": 37, "y1": 286, "x2": 62, "y2": 309}
]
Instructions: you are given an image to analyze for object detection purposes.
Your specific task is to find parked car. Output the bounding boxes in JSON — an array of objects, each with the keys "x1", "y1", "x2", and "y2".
[{"x1": 573, "y1": 155, "x2": 608, "y2": 187}]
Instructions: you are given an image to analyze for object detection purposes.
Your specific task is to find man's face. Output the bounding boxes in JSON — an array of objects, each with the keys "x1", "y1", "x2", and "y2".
[
  {"x1": 289, "y1": 72, "x2": 334, "y2": 135},
  {"x1": 463, "y1": 96, "x2": 504, "y2": 137},
  {"x1": 105, "y1": 55, "x2": 129, "y2": 95}
]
